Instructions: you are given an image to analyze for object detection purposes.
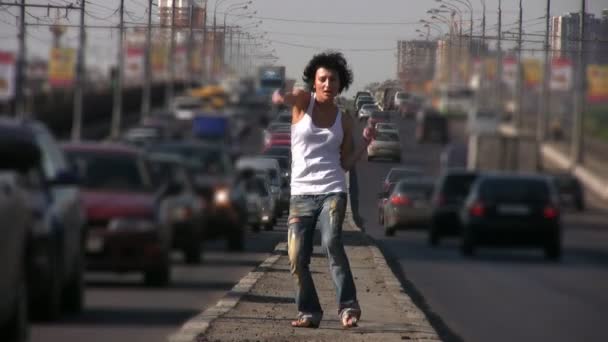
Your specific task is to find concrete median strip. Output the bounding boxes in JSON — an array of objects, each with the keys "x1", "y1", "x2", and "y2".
[
  {"x1": 168, "y1": 244, "x2": 284, "y2": 342},
  {"x1": 170, "y1": 202, "x2": 441, "y2": 341}
]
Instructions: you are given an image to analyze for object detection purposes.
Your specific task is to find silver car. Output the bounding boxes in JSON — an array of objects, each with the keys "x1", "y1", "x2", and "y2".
[
  {"x1": 382, "y1": 178, "x2": 435, "y2": 236},
  {"x1": 367, "y1": 131, "x2": 401, "y2": 162},
  {"x1": 243, "y1": 175, "x2": 275, "y2": 232}
]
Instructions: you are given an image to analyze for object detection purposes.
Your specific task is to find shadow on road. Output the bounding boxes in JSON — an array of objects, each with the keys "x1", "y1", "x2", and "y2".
[{"x1": 53, "y1": 307, "x2": 199, "y2": 326}]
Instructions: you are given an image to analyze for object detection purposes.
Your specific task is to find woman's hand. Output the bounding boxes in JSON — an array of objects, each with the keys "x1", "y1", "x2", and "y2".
[
  {"x1": 362, "y1": 124, "x2": 376, "y2": 145},
  {"x1": 272, "y1": 89, "x2": 284, "y2": 105}
]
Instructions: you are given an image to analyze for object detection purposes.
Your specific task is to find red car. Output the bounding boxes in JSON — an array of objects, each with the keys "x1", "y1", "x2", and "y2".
[
  {"x1": 63, "y1": 142, "x2": 172, "y2": 286},
  {"x1": 264, "y1": 132, "x2": 291, "y2": 149}
]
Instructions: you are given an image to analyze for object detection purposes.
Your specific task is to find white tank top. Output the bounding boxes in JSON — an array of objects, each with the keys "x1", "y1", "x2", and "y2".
[{"x1": 290, "y1": 93, "x2": 347, "y2": 195}]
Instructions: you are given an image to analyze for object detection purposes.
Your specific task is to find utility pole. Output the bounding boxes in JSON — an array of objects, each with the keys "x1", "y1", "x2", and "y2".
[
  {"x1": 15, "y1": 0, "x2": 25, "y2": 117},
  {"x1": 481, "y1": 0, "x2": 486, "y2": 51},
  {"x1": 166, "y1": 0, "x2": 176, "y2": 108},
  {"x1": 515, "y1": 0, "x2": 524, "y2": 130},
  {"x1": 110, "y1": 0, "x2": 125, "y2": 139},
  {"x1": 538, "y1": 0, "x2": 551, "y2": 143},
  {"x1": 71, "y1": 0, "x2": 86, "y2": 140},
  {"x1": 496, "y1": 0, "x2": 503, "y2": 121},
  {"x1": 141, "y1": 0, "x2": 153, "y2": 120},
  {"x1": 571, "y1": 0, "x2": 586, "y2": 165},
  {"x1": 187, "y1": 0, "x2": 195, "y2": 86}
]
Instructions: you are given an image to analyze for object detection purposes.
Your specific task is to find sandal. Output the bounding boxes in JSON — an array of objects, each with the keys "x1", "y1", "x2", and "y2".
[
  {"x1": 291, "y1": 317, "x2": 319, "y2": 329},
  {"x1": 341, "y1": 309, "x2": 360, "y2": 328}
]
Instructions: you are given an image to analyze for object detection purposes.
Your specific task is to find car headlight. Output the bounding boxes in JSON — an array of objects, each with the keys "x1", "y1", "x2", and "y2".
[
  {"x1": 214, "y1": 188, "x2": 230, "y2": 206},
  {"x1": 108, "y1": 218, "x2": 157, "y2": 232}
]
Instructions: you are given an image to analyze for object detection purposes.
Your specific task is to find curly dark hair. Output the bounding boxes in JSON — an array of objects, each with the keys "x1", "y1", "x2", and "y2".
[{"x1": 302, "y1": 51, "x2": 353, "y2": 94}]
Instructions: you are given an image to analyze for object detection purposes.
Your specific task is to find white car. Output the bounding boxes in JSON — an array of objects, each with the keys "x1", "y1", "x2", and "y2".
[
  {"x1": 367, "y1": 131, "x2": 402, "y2": 162},
  {"x1": 358, "y1": 103, "x2": 381, "y2": 121},
  {"x1": 171, "y1": 96, "x2": 202, "y2": 120},
  {"x1": 375, "y1": 122, "x2": 399, "y2": 135}
]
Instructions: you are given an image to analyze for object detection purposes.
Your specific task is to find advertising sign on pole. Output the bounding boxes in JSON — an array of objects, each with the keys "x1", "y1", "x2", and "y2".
[
  {"x1": 587, "y1": 64, "x2": 608, "y2": 103},
  {"x1": 522, "y1": 58, "x2": 542, "y2": 88},
  {"x1": 48, "y1": 47, "x2": 76, "y2": 87},
  {"x1": 550, "y1": 58, "x2": 572, "y2": 92},
  {"x1": 502, "y1": 56, "x2": 518, "y2": 89},
  {"x1": 124, "y1": 47, "x2": 144, "y2": 86},
  {"x1": 0, "y1": 51, "x2": 15, "y2": 101}
]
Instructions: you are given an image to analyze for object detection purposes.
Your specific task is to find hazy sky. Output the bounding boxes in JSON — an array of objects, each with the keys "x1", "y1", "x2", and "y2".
[{"x1": 0, "y1": 0, "x2": 606, "y2": 97}]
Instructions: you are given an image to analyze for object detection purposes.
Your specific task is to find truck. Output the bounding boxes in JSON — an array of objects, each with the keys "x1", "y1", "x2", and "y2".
[{"x1": 257, "y1": 65, "x2": 286, "y2": 97}]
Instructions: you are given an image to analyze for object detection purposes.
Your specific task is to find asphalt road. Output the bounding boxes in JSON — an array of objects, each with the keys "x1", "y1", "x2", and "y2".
[
  {"x1": 353, "y1": 116, "x2": 608, "y2": 342},
  {"x1": 31, "y1": 112, "x2": 290, "y2": 342}
]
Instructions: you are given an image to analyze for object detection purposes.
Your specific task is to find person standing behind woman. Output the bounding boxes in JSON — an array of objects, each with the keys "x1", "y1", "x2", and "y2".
[{"x1": 272, "y1": 51, "x2": 375, "y2": 329}]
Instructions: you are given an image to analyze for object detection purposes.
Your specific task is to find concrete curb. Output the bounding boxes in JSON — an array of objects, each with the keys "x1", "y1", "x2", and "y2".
[
  {"x1": 344, "y1": 209, "x2": 442, "y2": 341},
  {"x1": 542, "y1": 143, "x2": 608, "y2": 201},
  {"x1": 167, "y1": 242, "x2": 286, "y2": 342}
]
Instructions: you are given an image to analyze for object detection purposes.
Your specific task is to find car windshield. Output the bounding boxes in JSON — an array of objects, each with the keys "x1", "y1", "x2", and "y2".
[
  {"x1": 480, "y1": 178, "x2": 550, "y2": 202},
  {"x1": 376, "y1": 123, "x2": 395, "y2": 130},
  {"x1": 247, "y1": 178, "x2": 269, "y2": 196},
  {"x1": 66, "y1": 152, "x2": 152, "y2": 192},
  {"x1": 371, "y1": 111, "x2": 390, "y2": 120},
  {"x1": 375, "y1": 132, "x2": 399, "y2": 141},
  {"x1": 148, "y1": 144, "x2": 230, "y2": 175},
  {"x1": 395, "y1": 181, "x2": 434, "y2": 198},
  {"x1": 263, "y1": 146, "x2": 290, "y2": 158},
  {"x1": 446, "y1": 89, "x2": 474, "y2": 98},
  {"x1": 396, "y1": 93, "x2": 409, "y2": 99},
  {"x1": 387, "y1": 169, "x2": 421, "y2": 183},
  {"x1": 361, "y1": 104, "x2": 378, "y2": 110}
]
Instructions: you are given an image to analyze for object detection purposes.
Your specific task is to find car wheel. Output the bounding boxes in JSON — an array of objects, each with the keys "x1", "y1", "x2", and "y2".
[
  {"x1": 144, "y1": 258, "x2": 171, "y2": 287},
  {"x1": 575, "y1": 197, "x2": 585, "y2": 212},
  {"x1": 2, "y1": 266, "x2": 28, "y2": 342},
  {"x1": 227, "y1": 228, "x2": 245, "y2": 251},
  {"x1": 461, "y1": 229, "x2": 475, "y2": 257},
  {"x1": 31, "y1": 241, "x2": 62, "y2": 321},
  {"x1": 429, "y1": 228, "x2": 440, "y2": 247},
  {"x1": 544, "y1": 236, "x2": 562, "y2": 261},
  {"x1": 62, "y1": 246, "x2": 85, "y2": 314},
  {"x1": 384, "y1": 227, "x2": 395, "y2": 237},
  {"x1": 184, "y1": 240, "x2": 203, "y2": 265}
]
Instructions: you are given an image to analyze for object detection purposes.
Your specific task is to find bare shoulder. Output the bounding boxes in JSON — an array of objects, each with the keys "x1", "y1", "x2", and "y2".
[{"x1": 292, "y1": 89, "x2": 311, "y2": 124}]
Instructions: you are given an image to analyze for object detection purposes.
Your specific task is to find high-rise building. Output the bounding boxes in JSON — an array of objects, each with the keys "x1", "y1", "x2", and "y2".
[
  {"x1": 550, "y1": 10, "x2": 608, "y2": 64},
  {"x1": 397, "y1": 40, "x2": 436, "y2": 87},
  {"x1": 159, "y1": 0, "x2": 206, "y2": 29}
]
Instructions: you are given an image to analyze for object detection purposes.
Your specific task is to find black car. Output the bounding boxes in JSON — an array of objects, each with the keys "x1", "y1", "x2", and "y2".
[
  {"x1": 0, "y1": 119, "x2": 86, "y2": 320},
  {"x1": 416, "y1": 107, "x2": 448, "y2": 144},
  {"x1": 430, "y1": 170, "x2": 479, "y2": 246},
  {"x1": 146, "y1": 141, "x2": 247, "y2": 251},
  {"x1": 0, "y1": 135, "x2": 41, "y2": 341},
  {"x1": 460, "y1": 174, "x2": 562, "y2": 260},
  {"x1": 551, "y1": 173, "x2": 584, "y2": 211}
]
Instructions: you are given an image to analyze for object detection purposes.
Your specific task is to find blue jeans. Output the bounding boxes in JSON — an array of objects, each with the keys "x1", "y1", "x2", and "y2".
[{"x1": 287, "y1": 192, "x2": 360, "y2": 324}]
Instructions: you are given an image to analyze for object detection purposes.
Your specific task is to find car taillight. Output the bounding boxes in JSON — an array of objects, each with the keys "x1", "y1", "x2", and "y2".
[
  {"x1": 469, "y1": 202, "x2": 485, "y2": 217},
  {"x1": 543, "y1": 206, "x2": 558, "y2": 219},
  {"x1": 390, "y1": 194, "x2": 411, "y2": 206}
]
